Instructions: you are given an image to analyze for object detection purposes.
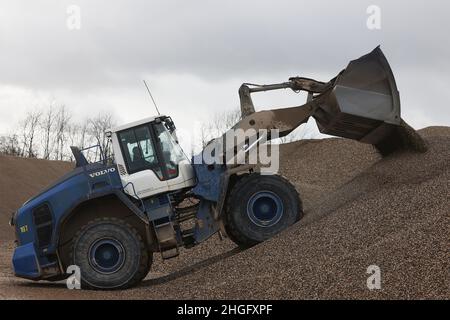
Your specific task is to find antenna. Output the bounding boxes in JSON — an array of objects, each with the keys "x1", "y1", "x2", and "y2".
[{"x1": 143, "y1": 80, "x2": 161, "y2": 115}]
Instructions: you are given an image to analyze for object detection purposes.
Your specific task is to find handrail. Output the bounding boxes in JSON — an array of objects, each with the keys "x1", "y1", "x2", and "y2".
[{"x1": 122, "y1": 182, "x2": 145, "y2": 213}]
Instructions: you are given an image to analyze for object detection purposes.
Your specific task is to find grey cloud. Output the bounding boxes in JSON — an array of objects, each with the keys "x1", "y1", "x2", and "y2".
[
  {"x1": 0, "y1": 0, "x2": 449, "y2": 135},
  {"x1": 1, "y1": 0, "x2": 449, "y2": 89}
]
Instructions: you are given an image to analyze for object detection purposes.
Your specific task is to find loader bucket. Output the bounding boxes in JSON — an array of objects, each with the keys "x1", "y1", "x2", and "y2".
[{"x1": 313, "y1": 46, "x2": 427, "y2": 155}]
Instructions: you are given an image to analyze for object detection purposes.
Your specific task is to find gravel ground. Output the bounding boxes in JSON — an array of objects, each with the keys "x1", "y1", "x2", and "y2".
[{"x1": 0, "y1": 126, "x2": 448, "y2": 299}]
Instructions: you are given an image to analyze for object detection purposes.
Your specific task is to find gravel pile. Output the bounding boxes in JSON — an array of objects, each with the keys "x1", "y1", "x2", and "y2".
[
  {"x1": 0, "y1": 126, "x2": 448, "y2": 299},
  {"x1": 0, "y1": 156, "x2": 72, "y2": 240},
  {"x1": 139, "y1": 126, "x2": 448, "y2": 299}
]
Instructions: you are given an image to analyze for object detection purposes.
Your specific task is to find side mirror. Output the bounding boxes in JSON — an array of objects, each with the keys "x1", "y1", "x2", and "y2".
[{"x1": 163, "y1": 117, "x2": 176, "y2": 133}]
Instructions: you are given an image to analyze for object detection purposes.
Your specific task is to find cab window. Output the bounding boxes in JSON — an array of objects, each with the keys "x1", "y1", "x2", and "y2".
[
  {"x1": 154, "y1": 123, "x2": 189, "y2": 179},
  {"x1": 118, "y1": 126, "x2": 163, "y2": 179}
]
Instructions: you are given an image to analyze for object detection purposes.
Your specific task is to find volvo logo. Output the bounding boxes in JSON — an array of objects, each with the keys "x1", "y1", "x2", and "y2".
[{"x1": 89, "y1": 167, "x2": 116, "y2": 178}]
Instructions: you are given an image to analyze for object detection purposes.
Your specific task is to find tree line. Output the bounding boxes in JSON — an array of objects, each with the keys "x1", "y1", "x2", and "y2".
[
  {"x1": 0, "y1": 105, "x2": 314, "y2": 162},
  {"x1": 0, "y1": 105, "x2": 116, "y2": 162}
]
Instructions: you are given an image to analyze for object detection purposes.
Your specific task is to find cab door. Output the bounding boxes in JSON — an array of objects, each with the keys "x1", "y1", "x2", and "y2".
[
  {"x1": 152, "y1": 122, "x2": 196, "y2": 191},
  {"x1": 116, "y1": 124, "x2": 169, "y2": 199}
]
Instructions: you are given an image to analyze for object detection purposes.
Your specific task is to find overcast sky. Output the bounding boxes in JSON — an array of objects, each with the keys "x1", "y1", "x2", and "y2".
[{"x1": 0, "y1": 0, "x2": 449, "y2": 147}]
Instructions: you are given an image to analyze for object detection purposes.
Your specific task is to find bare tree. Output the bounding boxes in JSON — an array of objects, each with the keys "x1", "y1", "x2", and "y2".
[
  {"x1": 18, "y1": 109, "x2": 42, "y2": 158},
  {"x1": 53, "y1": 105, "x2": 71, "y2": 161},
  {"x1": 66, "y1": 123, "x2": 82, "y2": 161},
  {"x1": 0, "y1": 136, "x2": 6, "y2": 155},
  {"x1": 199, "y1": 108, "x2": 241, "y2": 148},
  {"x1": 40, "y1": 107, "x2": 56, "y2": 160},
  {"x1": 210, "y1": 108, "x2": 241, "y2": 138},
  {"x1": 0, "y1": 134, "x2": 20, "y2": 156},
  {"x1": 78, "y1": 119, "x2": 90, "y2": 150},
  {"x1": 88, "y1": 112, "x2": 116, "y2": 159},
  {"x1": 3, "y1": 104, "x2": 119, "y2": 162},
  {"x1": 199, "y1": 121, "x2": 213, "y2": 149}
]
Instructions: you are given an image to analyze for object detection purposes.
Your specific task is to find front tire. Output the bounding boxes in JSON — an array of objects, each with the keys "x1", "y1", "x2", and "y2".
[
  {"x1": 224, "y1": 173, "x2": 302, "y2": 248},
  {"x1": 70, "y1": 217, "x2": 150, "y2": 290}
]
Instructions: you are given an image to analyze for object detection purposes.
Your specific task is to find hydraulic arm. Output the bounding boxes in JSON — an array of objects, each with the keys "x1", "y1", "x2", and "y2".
[{"x1": 229, "y1": 46, "x2": 427, "y2": 156}]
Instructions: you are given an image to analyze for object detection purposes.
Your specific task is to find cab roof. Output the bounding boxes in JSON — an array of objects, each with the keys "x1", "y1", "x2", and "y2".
[{"x1": 110, "y1": 115, "x2": 166, "y2": 133}]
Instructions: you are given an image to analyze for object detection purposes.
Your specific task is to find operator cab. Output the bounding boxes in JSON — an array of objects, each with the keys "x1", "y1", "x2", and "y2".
[{"x1": 110, "y1": 115, "x2": 196, "y2": 199}]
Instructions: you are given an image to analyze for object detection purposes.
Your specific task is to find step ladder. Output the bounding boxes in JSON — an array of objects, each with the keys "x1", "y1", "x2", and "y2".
[
  {"x1": 152, "y1": 217, "x2": 180, "y2": 260},
  {"x1": 181, "y1": 228, "x2": 196, "y2": 249}
]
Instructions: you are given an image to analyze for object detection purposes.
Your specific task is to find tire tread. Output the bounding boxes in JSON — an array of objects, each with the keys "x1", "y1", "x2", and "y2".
[
  {"x1": 69, "y1": 217, "x2": 150, "y2": 290},
  {"x1": 224, "y1": 173, "x2": 302, "y2": 248}
]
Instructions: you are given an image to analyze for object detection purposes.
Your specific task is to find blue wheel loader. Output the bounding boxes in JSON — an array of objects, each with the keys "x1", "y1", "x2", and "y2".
[{"x1": 10, "y1": 47, "x2": 426, "y2": 289}]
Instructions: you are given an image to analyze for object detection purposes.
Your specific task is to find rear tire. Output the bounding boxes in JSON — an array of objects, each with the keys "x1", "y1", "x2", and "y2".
[
  {"x1": 70, "y1": 217, "x2": 150, "y2": 290},
  {"x1": 224, "y1": 173, "x2": 302, "y2": 248}
]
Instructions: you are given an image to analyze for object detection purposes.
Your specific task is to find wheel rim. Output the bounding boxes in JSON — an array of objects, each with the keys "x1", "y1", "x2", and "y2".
[
  {"x1": 247, "y1": 191, "x2": 284, "y2": 227},
  {"x1": 88, "y1": 238, "x2": 126, "y2": 274}
]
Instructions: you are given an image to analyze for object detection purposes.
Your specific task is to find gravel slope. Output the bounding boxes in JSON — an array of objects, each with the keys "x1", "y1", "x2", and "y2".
[
  {"x1": 0, "y1": 126, "x2": 448, "y2": 299},
  {"x1": 0, "y1": 156, "x2": 72, "y2": 240}
]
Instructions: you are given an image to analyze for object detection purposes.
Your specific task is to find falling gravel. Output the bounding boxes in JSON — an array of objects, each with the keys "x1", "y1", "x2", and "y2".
[{"x1": 0, "y1": 126, "x2": 448, "y2": 299}]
